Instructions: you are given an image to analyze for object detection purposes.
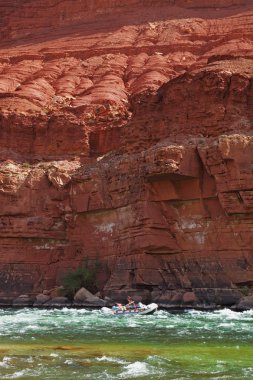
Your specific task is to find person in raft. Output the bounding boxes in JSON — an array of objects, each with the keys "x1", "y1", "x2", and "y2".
[
  {"x1": 126, "y1": 296, "x2": 135, "y2": 309},
  {"x1": 112, "y1": 303, "x2": 125, "y2": 311}
]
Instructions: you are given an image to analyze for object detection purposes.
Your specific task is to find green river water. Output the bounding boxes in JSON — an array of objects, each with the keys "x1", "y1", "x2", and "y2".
[{"x1": 0, "y1": 308, "x2": 252, "y2": 379}]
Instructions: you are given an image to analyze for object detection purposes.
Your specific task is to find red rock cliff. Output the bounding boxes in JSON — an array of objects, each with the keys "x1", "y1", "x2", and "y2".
[{"x1": 0, "y1": 0, "x2": 253, "y2": 307}]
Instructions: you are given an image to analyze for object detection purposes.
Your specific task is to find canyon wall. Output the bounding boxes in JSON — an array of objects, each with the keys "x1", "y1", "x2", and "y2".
[{"x1": 0, "y1": 0, "x2": 253, "y2": 307}]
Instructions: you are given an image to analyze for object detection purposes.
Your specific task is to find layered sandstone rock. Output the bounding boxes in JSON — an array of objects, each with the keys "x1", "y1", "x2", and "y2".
[
  {"x1": 0, "y1": 0, "x2": 252, "y2": 307},
  {"x1": 0, "y1": 0, "x2": 248, "y2": 44}
]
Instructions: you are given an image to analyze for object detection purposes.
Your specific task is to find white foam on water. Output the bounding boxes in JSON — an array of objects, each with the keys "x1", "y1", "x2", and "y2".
[
  {"x1": 147, "y1": 355, "x2": 171, "y2": 366},
  {"x1": 85, "y1": 370, "x2": 117, "y2": 380},
  {"x1": 187, "y1": 309, "x2": 204, "y2": 316},
  {"x1": 61, "y1": 307, "x2": 90, "y2": 315},
  {"x1": 218, "y1": 323, "x2": 235, "y2": 328},
  {"x1": 0, "y1": 356, "x2": 11, "y2": 368},
  {"x1": 2, "y1": 369, "x2": 36, "y2": 379},
  {"x1": 24, "y1": 356, "x2": 34, "y2": 363},
  {"x1": 127, "y1": 320, "x2": 137, "y2": 327},
  {"x1": 64, "y1": 359, "x2": 74, "y2": 365},
  {"x1": 49, "y1": 353, "x2": 59, "y2": 357},
  {"x1": 213, "y1": 308, "x2": 241, "y2": 320},
  {"x1": 189, "y1": 308, "x2": 253, "y2": 325},
  {"x1": 155, "y1": 310, "x2": 169, "y2": 319},
  {"x1": 119, "y1": 361, "x2": 162, "y2": 379},
  {"x1": 243, "y1": 366, "x2": 253, "y2": 375},
  {"x1": 96, "y1": 356, "x2": 128, "y2": 365},
  {"x1": 242, "y1": 309, "x2": 253, "y2": 315},
  {"x1": 119, "y1": 362, "x2": 149, "y2": 378}
]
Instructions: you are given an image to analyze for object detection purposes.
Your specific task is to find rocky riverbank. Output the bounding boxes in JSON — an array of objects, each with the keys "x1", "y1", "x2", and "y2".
[{"x1": 0, "y1": 286, "x2": 252, "y2": 312}]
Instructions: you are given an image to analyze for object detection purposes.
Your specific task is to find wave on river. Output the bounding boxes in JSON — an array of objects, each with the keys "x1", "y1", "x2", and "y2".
[{"x1": 0, "y1": 308, "x2": 252, "y2": 379}]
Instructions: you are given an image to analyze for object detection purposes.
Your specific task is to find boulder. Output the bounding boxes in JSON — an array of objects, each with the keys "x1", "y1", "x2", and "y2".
[
  {"x1": 74, "y1": 287, "x2": 94, "y2": 301},
  {"x1": 44, "y1": 297, "x2": 71, "y2": 307},
  {"x1": 195, "y1": 288, "x2": 242, "y2": 307},
  {"x1": 73, "y1": 287, "x2": 105, "y2": 306},
  {"x1": 103, "y1": 296, "x2": 113, "y2": 306},
  {"x1": 13, "y1": 295, "x2": 34, "y2": 307},
  {"x1": 182, "y1": 291, "x2": 197, "y2": 305},
  {"x1": 73, "y1": 299, "x2": 105, "y2": 307},
  {"x1": 33, "y1": 293, "x2": 51, "y2": 306},
  {"x1": 154, "y1": 290, "x2": 183, "y2": 308},
  {"x1": 0, "y1": 298, "x2": 13, "y2": 307},
  {"x1": 236, "y1": 295, "x2": 253, "y2": 310}
]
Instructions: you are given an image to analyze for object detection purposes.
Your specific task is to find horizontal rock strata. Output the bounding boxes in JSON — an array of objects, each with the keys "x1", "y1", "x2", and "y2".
[{"x1": 0, "y1": 0, "x2": 252, "y2": 308}]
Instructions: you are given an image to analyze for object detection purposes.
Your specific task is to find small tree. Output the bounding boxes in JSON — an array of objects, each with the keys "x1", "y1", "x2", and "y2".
[{"x1": 61, "y1": 257, "x2": 100, "y2": 298}]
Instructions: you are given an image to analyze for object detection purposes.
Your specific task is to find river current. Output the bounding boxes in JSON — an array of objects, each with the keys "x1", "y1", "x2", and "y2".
[{"x1": 0, "y1": 308, "x2": 252, "y2": 379}]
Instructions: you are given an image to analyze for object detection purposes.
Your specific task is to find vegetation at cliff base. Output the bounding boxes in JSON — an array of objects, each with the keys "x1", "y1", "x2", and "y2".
[{"x1": 61, "y1": 257, "x2": 100, "y2": 298}]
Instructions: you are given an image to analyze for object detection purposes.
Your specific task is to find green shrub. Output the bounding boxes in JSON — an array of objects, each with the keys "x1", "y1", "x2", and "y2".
[
  {"x1": 238, "y1": 285, "x2": 253, "y2": 296},
  {"x1": 61, "y1": 257, "x2": 100, "y2": 298}
]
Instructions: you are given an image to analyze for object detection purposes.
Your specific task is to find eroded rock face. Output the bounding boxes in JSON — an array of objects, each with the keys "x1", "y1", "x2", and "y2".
[{"x1": 0, "y1": 0, "x2": 253, "y2": 307}]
